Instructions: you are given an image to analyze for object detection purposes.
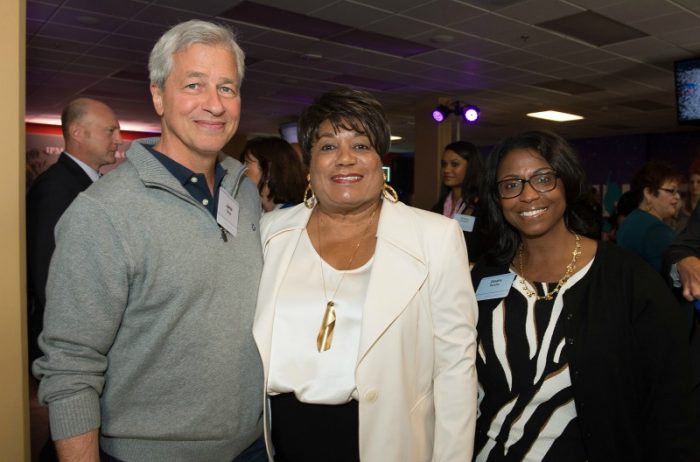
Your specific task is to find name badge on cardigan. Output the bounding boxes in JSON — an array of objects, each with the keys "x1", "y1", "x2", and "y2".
[{"x1": 475, "y1": 273, "x2": 516, "y2": 301}]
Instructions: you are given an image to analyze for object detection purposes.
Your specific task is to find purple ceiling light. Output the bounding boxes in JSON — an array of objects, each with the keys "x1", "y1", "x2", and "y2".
[
  {"x1": 432, "y1": 102, "x2": 480, "y2": 124},
  {"x1": 463, "y1": 105, "x2": 480, "y2": 123}
]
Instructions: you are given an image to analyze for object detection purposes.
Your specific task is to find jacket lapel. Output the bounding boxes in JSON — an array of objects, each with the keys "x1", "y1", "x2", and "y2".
[
  {"x1": 253, "y1": 205, "x2": 312, "y2": 373},
  {"x1": 357, "y1": 201, "x2": 428, "y2": 364}
]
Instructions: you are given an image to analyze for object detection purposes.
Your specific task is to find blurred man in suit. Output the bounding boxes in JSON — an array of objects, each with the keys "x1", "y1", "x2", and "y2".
[
  {"x1": 26, "y1": 97, "x2": 121, "y2": 462},
  {"x1": 27, "y1": 97, "x2": 122, "y2": 362}
]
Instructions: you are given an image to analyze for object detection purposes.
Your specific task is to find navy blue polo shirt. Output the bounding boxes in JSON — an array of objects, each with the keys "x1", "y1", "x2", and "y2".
[{"x1": 147, "y1": 146, "x2": 227, "y2": 217}]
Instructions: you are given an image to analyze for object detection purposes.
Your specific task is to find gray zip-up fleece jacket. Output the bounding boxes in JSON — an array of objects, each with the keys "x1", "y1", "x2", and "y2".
[{"x1": 33, "y1": 138, "x2": 264, "y2": 462}]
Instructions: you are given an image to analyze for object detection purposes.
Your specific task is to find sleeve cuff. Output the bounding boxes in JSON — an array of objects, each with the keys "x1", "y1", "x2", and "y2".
[{"x1": 48, "y1": 388, "x2": 101, "y2": 440}]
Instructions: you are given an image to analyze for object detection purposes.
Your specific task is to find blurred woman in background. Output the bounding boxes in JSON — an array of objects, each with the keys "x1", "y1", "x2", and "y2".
[
  {"x1": 241, "y1": 137, "x2": 306, "y2": 211},
  {"x1": 617, "y1": 161, "x2": 681, "y2": 271},
  {"x1": 432, "y1": 141, "x2": 486, "y2": 262}
]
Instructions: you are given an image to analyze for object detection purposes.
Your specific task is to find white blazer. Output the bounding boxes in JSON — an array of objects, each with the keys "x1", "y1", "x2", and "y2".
[{"x1": 253, "y1": 200, "x2": 478, "y2": 462}]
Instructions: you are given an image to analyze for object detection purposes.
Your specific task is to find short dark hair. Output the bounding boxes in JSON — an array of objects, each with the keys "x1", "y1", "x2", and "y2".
[
  {"x1": 297, "y1": 87, "x2": 390, "y2": 159},
  {"x1": 241, "y1": 137, "x2": 306, "y2": 206},
  {"x1": 482, "y1": 130, "x2": 595, "y2": 265},
  {"x1": 440, "y1": 141, "x2": 483, "y2": 207},
  {"x1": 629, "y1": 160, "x2": 680, "y2": 205}
]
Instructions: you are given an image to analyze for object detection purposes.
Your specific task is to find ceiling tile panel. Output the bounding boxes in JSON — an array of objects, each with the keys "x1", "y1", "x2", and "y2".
[
  {"x1": 29, "y1": 35, "x2": 93, "y2": 54},
  {"x1": 444, "y1": 38, "x2": 513, "y2": 58},
  {"x1": 632, "y1": 12, "x2": 700, "y2": 36},
  {"x1": 50, "y1": 8, "x2": 124, "y2": 33},
  {"x1": 597, "y1": 0, "x2": 682, "y2": 23},
  {"x1": 114, "y1": 21, "x2": 169, "y2": 41},
  {"x1": 329, "y1": 30, "x2": 434, "y2": 57},
  {"x1": 538, "y1": 11, "x2": 647, "y2": 46},
  {"x1": 37, "y1": 22, "x2": 109, "y2": 43},
  {"x1": 498, "y1": 0, "x2": 584, "y2": 23},
  {"x1": 132, "y1": 5, "x2": 209, "y2": 27},
  {"x1": 311, "y1": 1, "x2": 391, "y2": 28},
  {"x1": 27, "y1": 2, "x2": 59, "y2": 21},
  {"x1": 351, "y1": 0, "x2": 427, "y2": 14},
  {"x1": 522, "y1": 38, "x2": 591, "y2": 57},
  {"x1": 453, "y1": 15, "x2": 558, "y2": 47},
  {"x1": 249, "y1": 0, "x2": 338, "y2": 15},
  {"x1": 603, "y1": 37, "x2": 693, "y2": 63},
  {"x1": 400, "y1": 0, "x2": 485, "y2": 27},
  {"x1": 220, "y1": 1, "x2": 350, "y2": 39},
  {"x1": 361, "y1": 15, "x2": 438, "y2": 39},
  {"x1": 63, "y1": 0, "x2": 147, "y2": 18},
  {"x1": 153, "y1": 0, "x2": 241, "y2": 16},
  {"x1": 88, "y1": 46, "x2": 149, "y2": 63},
  {"x1": 557, "y1": 48, "x2": 618, "y2": 65},
  {"x1": 98, "y1": 34, "x2": 154, "y2": 51}
]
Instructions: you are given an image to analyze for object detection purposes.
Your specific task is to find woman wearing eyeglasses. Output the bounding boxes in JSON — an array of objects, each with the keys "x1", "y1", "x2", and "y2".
[
  {"x1": 616, "y1": 161, "x2": 681, "y2": 272},
  {"x1": 471, "y1": 130, "x2": 697, "y2": 461}
]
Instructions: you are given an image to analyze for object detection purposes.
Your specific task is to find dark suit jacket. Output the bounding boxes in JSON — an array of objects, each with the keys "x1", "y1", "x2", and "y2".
[{"x1": 26, "y1": 152, "x2": 93, "y2": 361}]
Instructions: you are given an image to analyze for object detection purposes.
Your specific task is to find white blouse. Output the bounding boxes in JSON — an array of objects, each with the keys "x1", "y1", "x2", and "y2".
[{"x1": 267, "y1": 230, "x2": 373, "y2": 404}]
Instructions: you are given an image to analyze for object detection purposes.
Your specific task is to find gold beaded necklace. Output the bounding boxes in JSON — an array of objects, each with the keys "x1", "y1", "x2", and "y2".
[{"x1": 518, "y1": 233, "x2": 582, "y2": 301}]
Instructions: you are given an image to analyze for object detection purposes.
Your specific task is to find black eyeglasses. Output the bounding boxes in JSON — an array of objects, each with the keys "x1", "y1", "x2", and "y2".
[
  {"x1": 496, "y1": 172, "x2": 558, "y2": 199},
  {"x1": 659, "y1": 187, "x2": 680, "y2": 196}
]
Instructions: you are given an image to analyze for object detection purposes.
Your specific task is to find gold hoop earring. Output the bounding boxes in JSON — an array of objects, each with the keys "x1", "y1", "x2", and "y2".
[
  {"x1": 304, "y1": 174, "x2": 316, "y2": 208},
  {"x1": 383, "y1": 182, "x2": 399, "y2": 203}
]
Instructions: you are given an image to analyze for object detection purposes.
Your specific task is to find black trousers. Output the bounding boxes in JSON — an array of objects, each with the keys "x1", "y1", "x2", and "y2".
[{"x1": 270, "y1": 393, "x2": 360, "y2": 462}]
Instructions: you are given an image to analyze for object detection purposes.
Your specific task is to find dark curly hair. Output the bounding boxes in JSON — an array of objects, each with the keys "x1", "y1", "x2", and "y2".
[
  {"x1": 297, "y1": 87, "x2": 391, "y2": 158},
  {"x1": 240, "y1": 137, "x2": 306, "y2": 206},
  {"x1": 482, "y1": 130, "x2": 597, "y2": 265}
]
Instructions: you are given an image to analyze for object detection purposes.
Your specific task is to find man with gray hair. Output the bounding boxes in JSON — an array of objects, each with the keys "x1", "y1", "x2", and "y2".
[{"x1": 33, "y1": 20, "x2": 265, "y2": 462}]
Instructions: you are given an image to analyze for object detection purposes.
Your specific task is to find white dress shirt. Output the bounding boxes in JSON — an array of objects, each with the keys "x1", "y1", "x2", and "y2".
[{"x1": 64, "y1": 151, "x2": 100, "y2": 182}]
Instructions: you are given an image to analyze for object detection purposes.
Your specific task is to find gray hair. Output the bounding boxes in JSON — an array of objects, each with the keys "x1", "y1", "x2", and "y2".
[{"x1": 148, "y1": 20, "x2": 246, "y2": 89}]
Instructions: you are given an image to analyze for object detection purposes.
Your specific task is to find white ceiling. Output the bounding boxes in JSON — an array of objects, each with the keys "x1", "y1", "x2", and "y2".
[{"x1": 26, "y1": 0, "x2": 700, "y2": 149}]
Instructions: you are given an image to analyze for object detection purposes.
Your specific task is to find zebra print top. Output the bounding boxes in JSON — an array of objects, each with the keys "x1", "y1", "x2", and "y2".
[{"x1": 474, "y1": 259, "x2": 594, "y2": 462}]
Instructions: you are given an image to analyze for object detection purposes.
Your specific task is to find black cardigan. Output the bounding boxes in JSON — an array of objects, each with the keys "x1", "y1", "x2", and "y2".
[{"x1": 471, "y1": 241, "x2": 698, "y2": 461}]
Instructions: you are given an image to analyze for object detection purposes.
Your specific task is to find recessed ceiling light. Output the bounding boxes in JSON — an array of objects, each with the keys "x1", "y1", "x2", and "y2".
[
  {"x1": 300, "y1": 53, "x2": 322, "y2": 60},
  {"x1": 390, "y1": 135, "x2": 402, "y2": 141},
  {"x1": 526, "y1": 110, "x2": 583, "y2": 122}
]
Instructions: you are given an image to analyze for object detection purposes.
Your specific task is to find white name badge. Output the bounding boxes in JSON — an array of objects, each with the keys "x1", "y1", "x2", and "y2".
[
  {"x1": 475, "y1": 273, "x2": 516, "y2": 301},
  {"x1": 454, "y1": 213, "x2": 476, "y2": 232},
  {"x1": 216, "y1": 187, "x2": 239, "y2": 237}
]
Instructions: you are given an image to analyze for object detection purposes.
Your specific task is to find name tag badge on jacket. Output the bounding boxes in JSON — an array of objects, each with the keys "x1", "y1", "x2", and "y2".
[
  {"x1": 454, "y1": 214, "x2": 476, "y2": 232},
  {"x1": 217, "y1": 187, "x2": 239, "y2": 237},
  {"x1": 475, "y1": 273, "x2": 516, "y2": 301}
]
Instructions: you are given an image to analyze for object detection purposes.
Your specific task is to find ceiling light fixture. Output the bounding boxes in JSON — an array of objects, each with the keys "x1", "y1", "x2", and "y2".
[
  {"x1": 390, "y1": 135, "x2": 402, "y2": 141},
  {"x1": 432, "y1": 101, "x2": 480, "y2": 124},
  {"x1": 526, "y1": 110, "x2": 583, "y2": 122}
]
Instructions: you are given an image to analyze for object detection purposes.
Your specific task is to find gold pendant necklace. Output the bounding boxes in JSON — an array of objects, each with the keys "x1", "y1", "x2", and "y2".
[
  {"x1": 518, "y1": 233, "x2": 582, "y2": 301},
  {"x1": 315, "y1": 207, "x2": 377, "y2": 352}
]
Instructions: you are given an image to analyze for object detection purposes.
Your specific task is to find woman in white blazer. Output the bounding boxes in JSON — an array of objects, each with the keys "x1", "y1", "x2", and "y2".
[{"x1": 252, "y1": 87, "x2": 478, "y2": 462}]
